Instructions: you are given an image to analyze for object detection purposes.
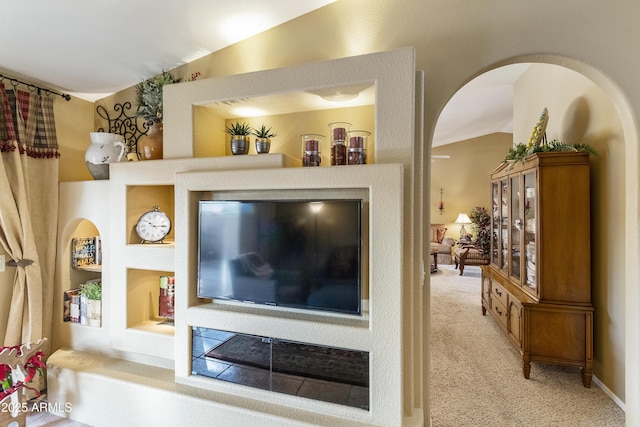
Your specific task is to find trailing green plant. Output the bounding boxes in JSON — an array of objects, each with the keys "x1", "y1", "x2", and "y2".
[
  {"x1": 505, "y1": 138, "x2": 597, "y2": 166},
  {"x1": 80, "y1": 280, "x2": 102, "y2": 300},
  {"x1": 135, "y1": 70, "x2": 181, "y2": 125},
  {"x1": 470, "y1": 206, "x2": 491, "y2": 254},
  {"x1": 225, "y1": 121, "x2": 253, "y2": 136},
  {"x1": 252, "y1": 124, "x2": 276, "y2": 139}
]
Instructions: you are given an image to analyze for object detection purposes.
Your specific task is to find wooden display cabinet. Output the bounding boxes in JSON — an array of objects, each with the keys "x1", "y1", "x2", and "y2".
[{"x1": 481, "y1": 151, "x2": 594, "y2": 387}]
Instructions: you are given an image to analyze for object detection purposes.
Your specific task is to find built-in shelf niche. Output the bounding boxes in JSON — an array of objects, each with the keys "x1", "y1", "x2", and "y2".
[
  {"x1": 192, "y1": 84, "x2": 376, "y2": 160},
  {"x1": 126, "y1": 268, "x2": 175, "y2": 334},
  {"x1": 126, "y1": 185, "x2": 175, "y2": 245}
]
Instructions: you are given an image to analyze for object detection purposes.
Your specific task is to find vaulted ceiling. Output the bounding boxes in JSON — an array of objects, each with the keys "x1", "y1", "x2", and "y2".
[
  {"x1": 0, "y1": 0, "x2": 336, "y2": 101},
  {"x1": 0, "y1": 1, "x2": 525, "y2": 147}
]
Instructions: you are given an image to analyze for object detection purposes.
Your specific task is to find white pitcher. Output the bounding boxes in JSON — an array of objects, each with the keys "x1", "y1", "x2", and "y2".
[{"x1": 85, "y1": 132, "x2": 126, "y2": 179}]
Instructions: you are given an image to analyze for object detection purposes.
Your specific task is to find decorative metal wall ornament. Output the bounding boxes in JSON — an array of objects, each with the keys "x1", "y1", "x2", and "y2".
[{"x1": 96, "y1": 102, "x2": 150, "y2": 158}]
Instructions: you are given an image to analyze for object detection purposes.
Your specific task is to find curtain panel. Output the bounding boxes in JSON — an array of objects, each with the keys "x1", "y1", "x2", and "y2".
[{"x1": 0, "y1": 83, "x2": 59, "y2": 351}]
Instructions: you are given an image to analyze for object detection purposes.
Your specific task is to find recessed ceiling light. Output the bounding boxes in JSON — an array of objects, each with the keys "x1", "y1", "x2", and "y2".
[
  {"x1": 232, "y1": 107, "x2": 266, "y2": 117},
  {"x1": 306, "y1": 83, "x2": 374, "y2": 102}
]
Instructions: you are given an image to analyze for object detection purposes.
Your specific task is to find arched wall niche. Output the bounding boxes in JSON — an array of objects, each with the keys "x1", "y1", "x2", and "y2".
[
  {"x1": 61, "y1": 218, "x2": 103, "y2": 303},
  {"x1": 426, "y1": 53, "x2": 638, "y2": 418},
  {"x1": 52, "y1": 217, "x2": 104, "y2": 350}
]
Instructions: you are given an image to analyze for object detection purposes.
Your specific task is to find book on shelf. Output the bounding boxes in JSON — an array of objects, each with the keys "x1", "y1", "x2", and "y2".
[
  {"x1": 63, "y1": 289, "x2": 81, "y2": 323},
  {"x1": 71, "y1": 236, "x2": 102, "y2": 269},
  {"x1": 63, "y1": 279, "x2": 102, "y2": 326}
]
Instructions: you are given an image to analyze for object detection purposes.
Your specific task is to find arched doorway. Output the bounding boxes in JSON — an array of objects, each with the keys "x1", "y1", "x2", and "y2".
[{"x1": 427, "y1": 59, "x2": 634, "y2": 423}]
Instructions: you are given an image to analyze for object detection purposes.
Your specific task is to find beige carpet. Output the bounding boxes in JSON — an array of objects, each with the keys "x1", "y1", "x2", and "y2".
[{"x1": 430, "y1": 264, "x2": 625, "y2": 427}]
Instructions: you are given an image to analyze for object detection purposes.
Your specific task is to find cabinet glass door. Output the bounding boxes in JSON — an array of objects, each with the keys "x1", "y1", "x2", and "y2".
[
  {"x1": 523, "y1": 172, "x2": 537, "y2": 292},
  {"x1": 500, "y1": 179, "x2": 509, "y2": 271},
  {"x1": 510, "y1": 176, "x2": 521, "y2": 280},
  {"x1": 491, "y1": 182, "x2": 500, "y2": 266}
]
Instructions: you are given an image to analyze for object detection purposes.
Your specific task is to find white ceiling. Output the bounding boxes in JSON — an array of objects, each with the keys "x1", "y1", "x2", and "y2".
[
  {"x1": 0, "y1": 1, "x2": 526, "y2": 147},
  {"x1": 432, "y1": 63, "x2": 530, "y2": 147},
  {"x1": 0, "y1": 0, "x2": 336, "y2": 101}
]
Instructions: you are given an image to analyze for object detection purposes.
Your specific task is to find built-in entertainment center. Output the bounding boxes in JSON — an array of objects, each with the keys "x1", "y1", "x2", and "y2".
[{"x1": 50, "y1": 48, "x2": 422, "y2": 426}]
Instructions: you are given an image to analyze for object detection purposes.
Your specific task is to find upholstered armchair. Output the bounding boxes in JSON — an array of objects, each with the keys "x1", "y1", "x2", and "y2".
[{"x1": 430, "y1": 224, "x2": 455, "y2": 264}]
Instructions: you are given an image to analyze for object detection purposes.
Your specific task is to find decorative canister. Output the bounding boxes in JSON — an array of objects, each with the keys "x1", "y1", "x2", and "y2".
[
  {"x1": 347, "y1": 130, "x2": 371, "y2": 165},
  {"x1": 138, "y1": 122, "x2": 164, "y2": 160},
  {"x1": 328, "y1": 122, "x2": 351, "y2": 165},
  {"x1": 159, "y1": 275, "x2": 175, "y2": 319},
  {"x1": 301, "y1": 134, "x2": 324, "y2": 167},
  {"x1": 85, "y1": 132, "x2": 126, "y2": 179}
]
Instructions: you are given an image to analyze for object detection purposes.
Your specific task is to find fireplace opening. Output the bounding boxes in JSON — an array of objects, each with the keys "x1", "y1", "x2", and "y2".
[{"x1": 191, "y1": 327, "x2": 370, "y2": 410}]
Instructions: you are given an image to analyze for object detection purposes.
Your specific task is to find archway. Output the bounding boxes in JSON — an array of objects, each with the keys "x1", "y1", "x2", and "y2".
[{"x1": 426, "y1": 58, "x2": 636, "y2": 423}]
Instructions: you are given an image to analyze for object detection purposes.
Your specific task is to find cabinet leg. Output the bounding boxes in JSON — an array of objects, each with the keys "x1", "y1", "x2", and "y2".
[
  {"x1": 482, "y1": 305, "x2": 486, "y2": 316},
  {"x1": 522, "y1": 361, "x2": 531, "y2": 379},
  {"x1": 581, "y1": 368, "x2": 593, "y2": 388}
]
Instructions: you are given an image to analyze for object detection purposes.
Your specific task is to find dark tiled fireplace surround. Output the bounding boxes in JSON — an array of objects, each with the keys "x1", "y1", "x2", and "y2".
[{"x1": 191, "y1": 327, "x2": 370, "y2": 409}]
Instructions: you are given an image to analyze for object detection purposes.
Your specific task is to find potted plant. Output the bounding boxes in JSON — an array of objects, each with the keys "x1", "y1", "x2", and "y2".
[
  {"x1": 80, "y1": 280, "x2": 102, "y2": 327},
  {"x1": 469, "y1": 206, "x2": 491, "y2": 254},
  {"x1": 134, "y1": 70, "x2": 181, "y2": 160},
  {"x1": 225, "y1": 121, "x2": 253, "y2": 155},
  {"x1": 252, "y1": 124, "x2": 276, "y2": 154},
  {"x1": 135, "y1": 70, "x2": 180, "y2": 125}
]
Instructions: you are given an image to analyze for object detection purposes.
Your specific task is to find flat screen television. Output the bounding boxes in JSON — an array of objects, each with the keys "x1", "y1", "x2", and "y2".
[{"x1": 197, "y1": 199, "x2": 362, "y2": 315}]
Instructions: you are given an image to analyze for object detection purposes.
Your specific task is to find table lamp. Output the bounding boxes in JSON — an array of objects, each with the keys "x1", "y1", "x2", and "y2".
[{"x1": 455, "y1": 213, "x2": 472, "y2": 241}]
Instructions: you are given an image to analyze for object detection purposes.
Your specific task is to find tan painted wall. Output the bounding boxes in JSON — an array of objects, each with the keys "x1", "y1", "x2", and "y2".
[
  {"x1": 514, "y1": 63, "x2": 626, "y2": 400},
  {"x1": 48, "y1": 0, "x2": 640, "y2": 418},
  {"x1": 56, "y1": 96, "x2": 95, "y2": 182},
  {"x1": 431, "y1": 133, "x2": 513, "y2": 239}
]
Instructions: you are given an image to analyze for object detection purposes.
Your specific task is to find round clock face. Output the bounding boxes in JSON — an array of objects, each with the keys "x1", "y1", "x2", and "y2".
[{"x1": 136, "y1": 206, "x2": 171, "y2": 243}]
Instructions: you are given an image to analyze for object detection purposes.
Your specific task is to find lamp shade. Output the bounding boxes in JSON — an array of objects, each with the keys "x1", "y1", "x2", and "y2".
[{"x1": 455, "y1": 213, "x2": 472, "y2": 224}]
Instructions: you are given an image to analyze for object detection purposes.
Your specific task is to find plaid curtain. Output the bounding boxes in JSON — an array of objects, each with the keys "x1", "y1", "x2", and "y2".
[
  {"x1": 0, "y1": 82, "x2": 59, "y2": 350},
  {"x1": 0, "y1": 84, "x2": 59, "y2": 157}
]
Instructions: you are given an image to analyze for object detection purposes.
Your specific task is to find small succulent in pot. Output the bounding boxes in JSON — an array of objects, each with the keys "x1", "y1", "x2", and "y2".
[
  {"x1": 225, "y1": 121, "x2": 253, "y2": 155},
  {"x1": 252, "y1": 124, "x2": 276, "y2": 154},
  {"x1": 253, "y1": 124, "x2": 276, "y2": 139}
]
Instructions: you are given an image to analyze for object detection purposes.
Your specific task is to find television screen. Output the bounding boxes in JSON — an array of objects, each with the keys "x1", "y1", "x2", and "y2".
[{"x1": 197, "y1": 199, "x2": 362, "y2": 315}]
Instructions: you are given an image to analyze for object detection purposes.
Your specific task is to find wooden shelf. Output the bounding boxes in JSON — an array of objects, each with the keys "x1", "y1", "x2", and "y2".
[{"x1": 73, "y1": 264, "x2": 102, "y2": 273}]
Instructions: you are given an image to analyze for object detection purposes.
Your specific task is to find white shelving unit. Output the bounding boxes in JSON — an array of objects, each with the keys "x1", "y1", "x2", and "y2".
[{"x1": 51, "y1": 48, "x2": 422, "y2": 427}]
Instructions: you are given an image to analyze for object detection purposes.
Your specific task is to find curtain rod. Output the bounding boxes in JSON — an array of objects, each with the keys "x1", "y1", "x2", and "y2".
[{"x1": 0, "y1": 73, "x2": 71, "y2": 101}]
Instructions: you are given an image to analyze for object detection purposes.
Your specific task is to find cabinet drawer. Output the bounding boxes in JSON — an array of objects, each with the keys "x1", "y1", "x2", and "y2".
[
  {"x1": 491, "y1": 282, "x2": 508, "y2": 308},
  {"x1": 491, "y1": 298, "x2": 508, "y2": 329}
]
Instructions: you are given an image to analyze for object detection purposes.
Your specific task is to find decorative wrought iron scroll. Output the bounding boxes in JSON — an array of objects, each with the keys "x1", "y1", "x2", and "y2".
[{"x1": 96, "y1": 102, "x2": 149, "y2": 155}]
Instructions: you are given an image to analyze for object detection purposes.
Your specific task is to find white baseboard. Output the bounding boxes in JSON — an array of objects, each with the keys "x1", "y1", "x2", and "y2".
[{"x1": 593, "y1": 374, "x2": 626, "y2": 412}]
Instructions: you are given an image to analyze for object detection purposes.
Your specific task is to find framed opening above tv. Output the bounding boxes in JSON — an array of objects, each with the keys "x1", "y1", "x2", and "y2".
[{"x1": 197, "y1": 199, "x2": 363, "y2": 315}]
